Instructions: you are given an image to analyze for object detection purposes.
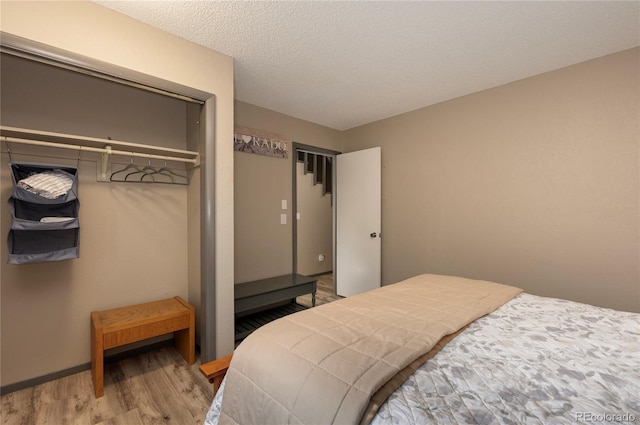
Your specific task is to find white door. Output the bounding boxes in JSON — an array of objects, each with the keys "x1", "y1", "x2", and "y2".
[{"x1": 335, "y1": 147, "x2": 381, "y2": 297}]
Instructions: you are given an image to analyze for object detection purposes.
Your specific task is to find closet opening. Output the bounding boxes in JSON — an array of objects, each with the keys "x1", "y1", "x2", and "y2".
[{"x1": 0, "y1": 33, "x2": 221, "y2": 394}]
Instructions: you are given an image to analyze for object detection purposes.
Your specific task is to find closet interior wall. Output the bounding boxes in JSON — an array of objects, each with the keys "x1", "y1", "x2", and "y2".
[{"x1": 0, "y1": 53, "x2": 198, "y2": 387}]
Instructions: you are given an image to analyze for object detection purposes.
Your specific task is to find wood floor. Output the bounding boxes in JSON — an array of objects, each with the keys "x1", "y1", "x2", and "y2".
[
  {"x1": 1, "y1": 273, "x2": 339, "y2": 425},
  {"x1": 1, "y1": 346, "x2": 213, "y2": 425}
]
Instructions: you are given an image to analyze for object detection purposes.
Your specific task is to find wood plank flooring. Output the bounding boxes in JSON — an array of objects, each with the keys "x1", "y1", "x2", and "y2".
[
  {"x1": 1, "y1": 347, "x2": 213, "y2": 425},
  {"x1": 1, "y1": 273, "x2": 340, "y2": 425}
]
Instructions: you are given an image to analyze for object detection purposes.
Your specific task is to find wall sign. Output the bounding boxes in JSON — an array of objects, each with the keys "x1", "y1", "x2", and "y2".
[{"x1": 234, "y1": 127, "x2": 288, "y2": 159}]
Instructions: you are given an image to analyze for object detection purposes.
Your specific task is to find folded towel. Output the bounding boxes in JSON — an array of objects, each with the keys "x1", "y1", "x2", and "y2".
[{"x1": 17, "y1": 169, "x2": 74, "y2": 199}]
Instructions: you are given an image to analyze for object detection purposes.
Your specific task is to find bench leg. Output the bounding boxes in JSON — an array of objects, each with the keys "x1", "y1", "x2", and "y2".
[
  {"x1": 173, "y1": 296, "x2": 195, "y2": 364},
  {"x1": 174, "y1": 300, "x2": 195, "y2": 365},
  {"x1": 91, "y1": 315, "x2": 104, "y2": 398},
  {"x1": 174, "y1": 327, "x2": 195, "y2": 364}
]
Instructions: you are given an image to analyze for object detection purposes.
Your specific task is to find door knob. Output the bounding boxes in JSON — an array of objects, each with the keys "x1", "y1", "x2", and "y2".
[{"x1": 370, "y1": 232, "x2": 377, "y2": 238}]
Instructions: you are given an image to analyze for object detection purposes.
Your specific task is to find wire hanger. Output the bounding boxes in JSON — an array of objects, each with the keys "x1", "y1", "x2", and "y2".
[
  {"x1": 142, "y1": 158, "x2": 188, "y2": 185},
  {"x1": 110, "y1": 154, "x2": 143, "y2": 182},
  {"x1": 125, "y1": 157, "x2": 156, "y2": 182},
  {"x1": 110, "y1": 155, "x2": 189, "y2": 185}
]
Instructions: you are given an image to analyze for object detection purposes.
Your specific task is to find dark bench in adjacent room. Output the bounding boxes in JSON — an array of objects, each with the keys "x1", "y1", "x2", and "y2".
[{"x1": 234, "y1": 274, "x2": 317, "y2": 341}]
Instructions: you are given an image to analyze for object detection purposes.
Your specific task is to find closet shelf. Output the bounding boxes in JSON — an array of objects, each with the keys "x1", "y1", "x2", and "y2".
[{"x1": 0, "y1": 126, "x2": 200, "y2": 165}]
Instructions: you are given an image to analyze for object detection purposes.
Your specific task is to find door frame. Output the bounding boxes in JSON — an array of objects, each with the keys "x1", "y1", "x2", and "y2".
[{"x1": 291, "y1": 142, "x2": 341, "y2": 275}]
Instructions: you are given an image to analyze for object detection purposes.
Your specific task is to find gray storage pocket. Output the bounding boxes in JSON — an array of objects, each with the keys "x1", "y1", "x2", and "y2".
[{"x1": 7, "y1": 162, "x2": 80, "y2": 264}]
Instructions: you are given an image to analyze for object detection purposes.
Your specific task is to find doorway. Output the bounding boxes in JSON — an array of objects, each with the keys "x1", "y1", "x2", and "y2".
[{"x1": 291, "y1": 143, "x2": 340, "y2": 291}]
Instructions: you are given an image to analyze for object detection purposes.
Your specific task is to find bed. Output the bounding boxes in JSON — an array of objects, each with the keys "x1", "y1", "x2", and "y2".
[{"x1": 202, "y1": 274, "x2": 639, "y2": 425}]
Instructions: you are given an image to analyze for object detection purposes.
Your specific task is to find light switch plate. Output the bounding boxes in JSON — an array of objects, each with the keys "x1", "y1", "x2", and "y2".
[
  {"x1": 280, "y1": 214, "x2": 287, "y2": 224},
  {"x1": 281, "y1": 200, "x2": 287, "y2": 210}
]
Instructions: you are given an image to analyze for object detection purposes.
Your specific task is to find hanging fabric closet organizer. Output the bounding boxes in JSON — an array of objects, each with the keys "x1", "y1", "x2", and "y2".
[
  {"x1": 2, "y1": 126, "x2": 200, "y2": 264},
  {"x1": 7, "y1": 162, "x2": 80, "y2": 264}
]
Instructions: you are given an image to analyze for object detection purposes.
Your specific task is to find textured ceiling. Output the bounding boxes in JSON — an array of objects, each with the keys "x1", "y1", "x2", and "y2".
[{"x1": 96, "y1": 1, "x2": 639, "y2": 130}]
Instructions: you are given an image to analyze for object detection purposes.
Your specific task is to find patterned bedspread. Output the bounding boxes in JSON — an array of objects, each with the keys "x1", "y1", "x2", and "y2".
[{"x1": 205, "y1": 293, "x2": 640, "y2": 425}]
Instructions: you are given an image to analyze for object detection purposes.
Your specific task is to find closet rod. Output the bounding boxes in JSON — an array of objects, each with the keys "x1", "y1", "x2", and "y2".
[{"x1": 2, "y1": 136, "x2": 198, "y2": 165}]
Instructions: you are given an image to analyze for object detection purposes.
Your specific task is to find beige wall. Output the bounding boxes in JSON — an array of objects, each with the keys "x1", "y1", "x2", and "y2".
[
  {"x1": 343, "y1": 48, "x2": 640, "y2": 313},
  {"x1": 234, "y1": 101, "x2": 341, "y2": 283},
  {"x1": 296, "y1": 162, "x2": 333, "y2": 276},
  {"x1": 0, "y1": 0, "x2": 235, "y2": 386}
]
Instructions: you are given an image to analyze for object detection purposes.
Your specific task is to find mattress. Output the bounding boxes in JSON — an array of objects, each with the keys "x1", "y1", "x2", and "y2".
[
  {"x1": 204, "y1": 293, "x2": 639, "y2": 425},
  {"x1": 372, "y1": 293, "x2": 640, "y2": 424}
]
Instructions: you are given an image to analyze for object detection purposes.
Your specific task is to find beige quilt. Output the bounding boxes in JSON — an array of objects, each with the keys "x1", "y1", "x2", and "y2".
[{"x1": 218, "y1": 274, "x2": 522, "y2": 425}]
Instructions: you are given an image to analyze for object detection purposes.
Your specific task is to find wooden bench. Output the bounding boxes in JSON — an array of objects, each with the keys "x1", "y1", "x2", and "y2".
[
  {"x1": 235, "y1": 274, "x2": 317, "y2": 314},
  {"x1": 234, "y1": 274, "x2": 317, "y2": 341},
  {"x1": 91, "y1": 296, "x2": 195, "y2": 398}
]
